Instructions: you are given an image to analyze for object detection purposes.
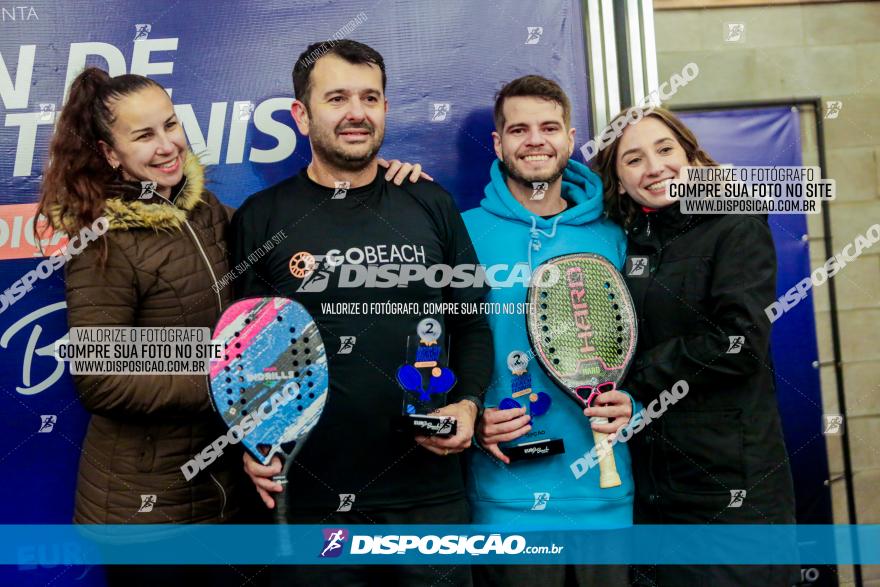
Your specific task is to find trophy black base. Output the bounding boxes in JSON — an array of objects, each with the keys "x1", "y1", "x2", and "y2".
[
  {"x1": 395, "y1": 414, "x2": 457, "y2": 437},
  {"x1": 505, "y1": 438, "x2": 565, "y2": 462}
]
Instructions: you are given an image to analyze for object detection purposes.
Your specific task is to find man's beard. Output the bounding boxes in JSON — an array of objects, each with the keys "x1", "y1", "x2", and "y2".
[
  {"x1": 502, "y1": 150, "x2": 568, "y2": 188},
  {"x1": 309, "y1": 119, "x2": 385, "y2": 172}
]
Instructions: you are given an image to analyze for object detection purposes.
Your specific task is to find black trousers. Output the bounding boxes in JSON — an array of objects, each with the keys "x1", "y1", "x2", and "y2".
[{"x1": 270, "y1": 498, "x2": 473, "y2": 587}]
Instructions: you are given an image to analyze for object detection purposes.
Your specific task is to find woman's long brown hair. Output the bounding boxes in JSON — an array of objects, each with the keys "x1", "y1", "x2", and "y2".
[
  {"x1": 36, "y1": 67, "x2": 164, "y2": 257},
  {"x1": 591, "y1": 106, "x2": 718, "y2": 229}
]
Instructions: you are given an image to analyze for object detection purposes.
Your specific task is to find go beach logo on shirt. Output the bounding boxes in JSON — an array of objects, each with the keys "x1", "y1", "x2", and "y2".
[{"x1": 289, "y1": 243, "x2": 561, "y2": 292}]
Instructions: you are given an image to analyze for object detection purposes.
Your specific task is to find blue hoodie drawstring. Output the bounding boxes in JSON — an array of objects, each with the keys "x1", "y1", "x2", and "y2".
[{"x1": 527, "y1": 215, "x2": 563, "y2": 270}]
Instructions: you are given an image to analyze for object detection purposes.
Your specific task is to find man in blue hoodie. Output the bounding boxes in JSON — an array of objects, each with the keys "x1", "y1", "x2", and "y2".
[{"x1": 462, "y1": 76, "x2": 634, "y2": 587}]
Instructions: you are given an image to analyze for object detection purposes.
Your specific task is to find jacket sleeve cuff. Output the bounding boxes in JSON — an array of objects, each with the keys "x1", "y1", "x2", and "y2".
[{"x1": 448, "y1": 382, "x2": 484, "y2": 405}]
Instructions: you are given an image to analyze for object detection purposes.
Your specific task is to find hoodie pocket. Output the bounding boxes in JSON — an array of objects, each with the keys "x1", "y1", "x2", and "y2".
[{"x1": 660, "y1": 409, "x2": 745, "y2": 495}]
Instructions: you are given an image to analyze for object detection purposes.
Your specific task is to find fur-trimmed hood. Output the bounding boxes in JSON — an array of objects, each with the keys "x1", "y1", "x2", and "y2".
[
  {"x1": 102, "y1": 151, "x2": 205, "y2": 231},
  {"x1": 49, "y1": 151, "x2": 206, "y2": 232}
]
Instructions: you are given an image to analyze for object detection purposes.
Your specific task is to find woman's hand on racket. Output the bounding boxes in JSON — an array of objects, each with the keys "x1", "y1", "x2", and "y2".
[
  {"x1": 377, "y1": 158, "x2": 433, "y2": 185},
  {"x1": 243, "y1": 452, "x2": 284, "y2": 509},
  {"x1": 584, "y1": 389, "x2": 633, "y2": 435},
  {"x1": 476, "y1": 406, "x2": 532, "y2": 465}
]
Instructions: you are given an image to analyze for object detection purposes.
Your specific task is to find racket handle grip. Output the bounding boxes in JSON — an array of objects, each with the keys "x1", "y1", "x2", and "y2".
[
  {"x1": 590, "y1": 417, "x2": 622, "y2": 489},
  {"x1": 273, "y1": 475, "x2": 293, "y2": 557}
]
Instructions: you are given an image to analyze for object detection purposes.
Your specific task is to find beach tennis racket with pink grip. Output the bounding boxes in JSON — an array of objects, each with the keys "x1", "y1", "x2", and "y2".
[
  {"x1": 210, "y1": 297, "x2": 328, "y2": 553},
  {"x1": 526, "y1": 253, "x2": 637, "y2": 489}
]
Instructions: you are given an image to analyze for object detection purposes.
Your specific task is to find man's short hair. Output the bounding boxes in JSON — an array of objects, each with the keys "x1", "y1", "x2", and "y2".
[
  {"x1": 493, "y1": 75, "x2": 571, "y2": 131},
  {"x1": 292, "y1": 39, "x2": 386, "y2": 109}
]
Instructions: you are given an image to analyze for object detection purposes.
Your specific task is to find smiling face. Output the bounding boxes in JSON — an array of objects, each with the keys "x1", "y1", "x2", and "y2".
[
  {"x1": 296, "y1": 54, "x2": 386, "y2": 172},
  {"x1": 614, "y1": 116, "x2": 691, "y2": 209},
  {"x1": 493, "y1": 96, "x2": 575, "y2": 186},
  {"x1": 100, "y1": 85, "x2": 187, "y2": 197}
]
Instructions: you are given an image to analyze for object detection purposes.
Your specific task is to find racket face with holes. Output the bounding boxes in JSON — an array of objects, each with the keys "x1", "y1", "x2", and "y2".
[
  {"x1": 209, "y1": 297, "x2": 328, "y2": 466},
  {"x1": 526, "y1": 253, "x2": 637, "y2": 402}
]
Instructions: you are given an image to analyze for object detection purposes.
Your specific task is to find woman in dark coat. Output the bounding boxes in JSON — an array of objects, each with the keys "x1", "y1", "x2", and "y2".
[{"x1": 593, "y1": 107, "x2": 797, "y2": 587}]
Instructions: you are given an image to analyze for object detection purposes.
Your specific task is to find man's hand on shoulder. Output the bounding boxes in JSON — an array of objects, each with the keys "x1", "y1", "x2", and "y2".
[{"x1": 378, "y1": 157, "x2": 433, "y2": 185}]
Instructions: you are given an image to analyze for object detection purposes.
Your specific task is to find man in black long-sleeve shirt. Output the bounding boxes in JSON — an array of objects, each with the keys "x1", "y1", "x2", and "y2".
[{"x1": 229, "y1": 40, "x2": 492, "y2": 587}]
